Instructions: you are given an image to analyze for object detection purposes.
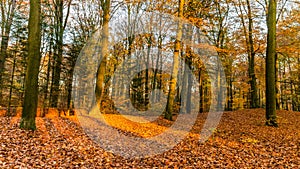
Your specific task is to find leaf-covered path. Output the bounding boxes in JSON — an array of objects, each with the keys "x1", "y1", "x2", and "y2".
[{"x1": 0, "y1": 109, "x2": 299, "y2": 168}]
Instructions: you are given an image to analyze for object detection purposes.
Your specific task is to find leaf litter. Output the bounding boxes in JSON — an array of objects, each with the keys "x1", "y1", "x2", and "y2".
[{"x1": 0, "y1": 108, "x2": 299, "y2": 168}]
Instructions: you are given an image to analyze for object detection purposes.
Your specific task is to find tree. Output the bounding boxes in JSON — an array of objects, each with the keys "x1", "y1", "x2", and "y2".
[
  {"x1": 20, "y1": 0, "x2": 41, "y2": 130},
  {"x1": 233, "y1": 0, "x2": 259, "y2": 108},
  {"x1": 95, "y1": 0, "x2": 110, "y2": 110},
  {"x1": 164, "y1": 0, "x2": 184, "y2": 120},
  {"x1": 50, "y1": 0, "x2": 72, "y2": 108},
  {"x1": 66, "y1": 0, "x2": 104, "y2": 111},
  {"x1": 0, "y1": 0, "x2": 17, "y2": 102},
  {"x1": 276, "y1": 4, "x2": 300, "y2": 111},
  {"x1": 265, "y1": 0, "x2": 278, "y2": 127}
]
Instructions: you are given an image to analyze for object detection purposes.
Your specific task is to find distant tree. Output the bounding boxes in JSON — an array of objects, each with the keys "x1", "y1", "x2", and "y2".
[
  {"x1": 20, "y1": 0, "x2": 41, "y2": 130},
  {"x1": 276, "y1": 5, "x2": 300, "y2": 111},
  {"x1": 0, "y1": 0, "x2": 17, "y2": 102},
  {"x1": 265, "y1": 0, "x2": 278, "y2": 127},
  {"x1": 50, "y1": 0, "x2": 72, "y2": 108},
  {"x1": 233, "y1": 0, "x2": 259, "y2": 108}
]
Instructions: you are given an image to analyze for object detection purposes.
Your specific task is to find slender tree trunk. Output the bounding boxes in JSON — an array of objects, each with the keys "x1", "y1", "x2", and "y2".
[
  {"x1": 165, "y1": 0, "x2": 184, "y2": 120},
  {"x1": 236, "y1": 0, "x2": 259, "y2": 108},
  {"x1": 20, "y1": 0, "x2": 41, "y2": 130},
  {"x1": 282, "y1": 60, "x2": 287, "y2": 110},
  {"x1": 145, "y1": 36, "x2": 152, "y2": 108},
  {"x1": 275, "y1": 53, "x2": 281, "y2": 110},
  {"x1": 7, "y1": 53, "x2": 17, "y2": 116},
  {"x1": 181, "y1": 57, "x2": 188, "y2": 114},
  {"x1": 42, "y1": 28, "x2": 54, "y2": 117},
  {"x1": 265, "y1": 0, "x2": 278, "y2": 127},
  {"x1": 199, "y1": 68, "x2": 204, "y2": 113},
  {"x1": 67, "y1": 70, "x2": 74, "y2": 109},
  {"x1": 204, "y1": 80, "x2": 209, "y2": 112},
  {"x1": 290, "y1": 82, "x2": 296, "y2": 111},
  {"x1": 227, "y1": 77, "x2": 233, "y2": 111},
  {"x1": 287, "y1": 62, "x2": 296, "y2": 111},
  {"x1": 217, "y1": 61, "x2": 223, "y2": 111},
  {"x1": 51, "y1": 0, "x2": 63, "y2": 108},
  {"x1": 152, "y1": 53, "x2": 160, "y2": 103},
  {"x1": 245, "y1": 0, "x2": 259, "y2": 108},
  {"x1": 186, "y1": 57, "x2": 192, "y2": 114},
  {"x1": 152, "y1": 16, "x2": 163, "y2": 103},
  {"x1": 230, "y1": 78, "x2": 234, "y2": 110},
  {"x1": 50, "y1": 0, "x2": 72, "y2": 108}
]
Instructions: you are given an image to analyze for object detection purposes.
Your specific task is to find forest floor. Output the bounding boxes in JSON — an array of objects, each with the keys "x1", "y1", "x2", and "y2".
[{"x1": 0, "y1": 109, "x2": 299, "y2": 168}]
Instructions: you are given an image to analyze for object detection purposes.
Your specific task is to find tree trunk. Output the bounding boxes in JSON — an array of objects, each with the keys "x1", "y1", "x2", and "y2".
[
  {"x1": 50, "y1": 0, "x2": 64, "y2": 108},
  {"x1": 152, "y1": 16, "x2": 163, "y2": 103},
  {"x1": 145, "y1": 36, "x2": 152, "y2": 108},
  {"x1": 227, "y1": 77, "x2": 233, "y2": 111},
  {"x1": 236, "y1": 0, "x2": 259, "y2": 108},
  {"x1": 42, "y1": 26, "x2": 54, "y2": 117},
  {"x1": 181, "y1": 57, "x2": 188, "y2": 114},
  {"x1": 7, "y1": 53, "x2": 17, "y2": 116},
  {"x1": 165, "y1": 0, "x2": 184, "y2": 120},
  {"x1": 246, "y1": 0, "x2": 259, "y2": 108},
  {"x1": 181, "y1": 24, "x2": 193, "y2": 114},
  {"x1": 95, "y1": 0, "x2": 110, "y2": 110},
  {"x1": 199, "y1": 68, "x2": 204, "y2": 113},
  {"x1": 186, "y1": 57, "x2": 192, "y2": 114},
  {"x1": 20, "y1": 0, "x2": 41, "y2": 130},
  {"x1": 50, "y1": 0, "x2": 72, "y2": 108},
  {"x1": 275, "y1": 53, "x2": 281, "y2": 110},
  {"x1": 265, "y1": 0, "x2": 278, "y2": 127},
  {"x1": 67, "y1": 69, "x2": 74, "y2": 110}
]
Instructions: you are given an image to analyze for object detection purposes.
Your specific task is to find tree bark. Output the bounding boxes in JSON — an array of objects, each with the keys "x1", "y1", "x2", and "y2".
[
  {"x1": 20, "y1": 0, "x2": 41, "y2": 130},
  {"x1": 164, "y1": 0, "x2": 184, "y2": 120},
  {"x1": 266, "y1": 0, "x2": 278, "y2": 127},
  {"x1": 95, "y1": 0, "x2": 110, "y2": 110}
]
